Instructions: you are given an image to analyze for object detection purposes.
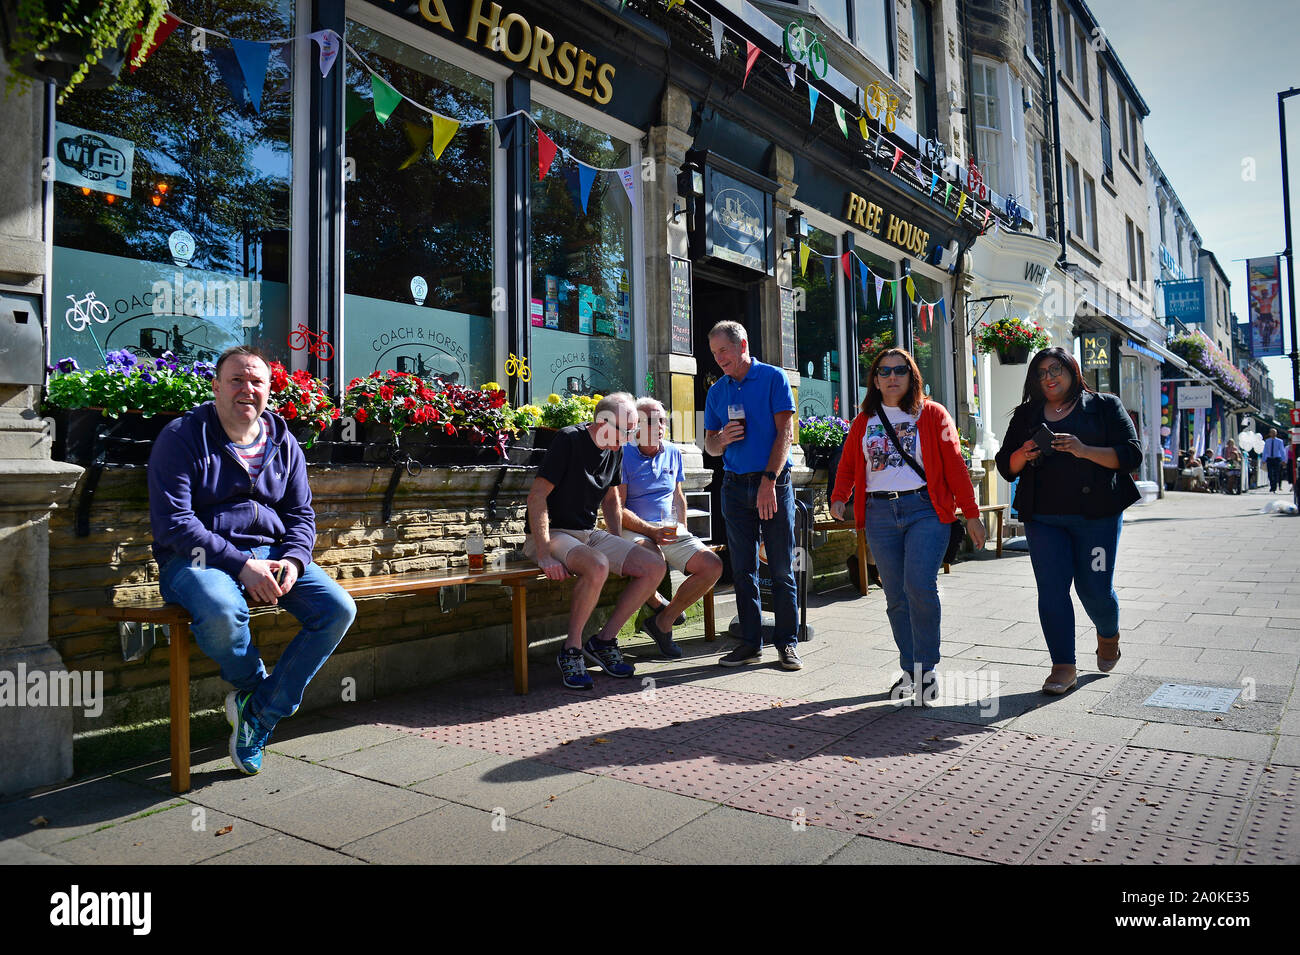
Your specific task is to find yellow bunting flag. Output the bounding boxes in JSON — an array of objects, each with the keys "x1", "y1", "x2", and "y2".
[
  {"x1": 956, "y1": 192, "x2": 968, "y2": 217},
  {"x1": 905, "y1": 275, "x2": 916, "y2": 302},
  {"x1": 858, "y1": 116, "x2": 869, "y2": 142},
  {"x1": 431, "y1": 113, "x2": 460, "y2": 160},
  {"x1": 798, "y1": 242, "x2": 811, "y2": 277},
  {"x1": 398, "y1": 120, "x2": 433, "y2": 169}
]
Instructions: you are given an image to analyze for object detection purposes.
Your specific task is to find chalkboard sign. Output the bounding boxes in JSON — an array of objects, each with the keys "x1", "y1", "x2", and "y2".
[
  {"x1": 670, "y1": 256, "x2": 692, "y2": 356},
  {"x1": 779, "y1": 286, "x2": 796, "y2": 370}
]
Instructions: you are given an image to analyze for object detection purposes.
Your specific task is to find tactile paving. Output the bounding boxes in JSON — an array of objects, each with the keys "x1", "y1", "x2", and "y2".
[
  {"x1": 735, "y1": 697, "x2": 889, "y2": 735},
  {"x1": 922, "y1": 756, "x2": 1097, "y2": 814},
  {"x1": 1102, "y1": 748, "x2": 1267, "y2": 799},
  {"x1": 609, "y1": 747, "x2": 787, "y2": 802},
  {"x1": 647, "y1": 683, "x2": 783, "y2": 716},
  {"x1": 865, "y1": 792, "x2": 1061, "y2": 864},
  {"x1": 1236, "y1": 796, "x2": 1299, "y2": 865},
  {"x1": 724, "y1": 766, "x2": 915, "y2": 833},
  {"x1": 973, "y1": 730, "x2": 1123, "y2": 776},
  {"x1": 1027, "y1": 826, "x2": 1238, "y2": 865},
  {"x1": 533, "y1": 735, "x2": 668, "y2": 776},
  {"x1": 851, "y1": 714, "x2": 997, "y2": 759},
  {"x1": 1055, "y1": 779, "x2": 1249, "y2": 846},
  {"x1": 798, "y1": 746, "x2": 960, "y2": 790},
  {"x1": 686, "y1": 717, "x2": 846, "y2": 763}
]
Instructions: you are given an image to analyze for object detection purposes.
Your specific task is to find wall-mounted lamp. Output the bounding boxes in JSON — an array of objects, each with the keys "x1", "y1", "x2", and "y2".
[
  {"x1": 782, "y1": 208, "x2": 809, "y2": 257},
  {"x1": 671, "y1": 162, "x2": 704, "y2": 223}
]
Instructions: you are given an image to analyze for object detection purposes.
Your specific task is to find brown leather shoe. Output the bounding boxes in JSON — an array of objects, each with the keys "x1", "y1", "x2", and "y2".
[
  {"x1": 1042, "y1": 664, "x2": 1077, "y2": 695},
  {"x1": 1097, "y1": 634, "x2": 1121, "y2": 673}
]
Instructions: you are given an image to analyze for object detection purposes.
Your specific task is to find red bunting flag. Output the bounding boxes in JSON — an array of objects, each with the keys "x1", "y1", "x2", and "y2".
[
  {"x1": 537, "y1": 128, "x2": 558, "y2": 180},
  {"x1": 841, "y1": 251, "x2": 852, "y2": 278},
  {"x1": 891, "y1": 147, "x2": 903, "y2": 173},
  {"x1": 743, "y1": 41, "x2": 760, "y2": 88},
  {"x1": 127, "y1": 12, "x2": 180, "y2": 72}
]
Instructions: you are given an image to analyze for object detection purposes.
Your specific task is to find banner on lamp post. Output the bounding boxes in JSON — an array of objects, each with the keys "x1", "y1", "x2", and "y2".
[{"x1": 1246, "y1": 256, "x2": 1284, "y2": 357}]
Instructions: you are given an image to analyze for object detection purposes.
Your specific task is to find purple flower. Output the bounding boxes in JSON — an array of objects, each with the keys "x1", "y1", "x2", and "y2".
[
  {"x1": 139, "y1": 370, "x2": 156, "y2": 384},
  {"x1": 55, "y1": 357, "x2": 79, "y2": 374}
]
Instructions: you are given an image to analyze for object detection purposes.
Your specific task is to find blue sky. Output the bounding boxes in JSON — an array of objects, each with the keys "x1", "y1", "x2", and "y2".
[{"x1": 1086, "y1": 0, "x2": 1300, "y2": 401}]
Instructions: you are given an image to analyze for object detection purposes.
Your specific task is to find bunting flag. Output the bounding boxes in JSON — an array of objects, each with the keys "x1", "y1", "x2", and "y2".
[
  {"x1": 943, "y1": 183, "x2": 952, "y2": 205},
  {"x1": 398, "y1": 120, "x2": 433, "y2": 169},
  {"x1": 905, "y1": 276, "x2": 916, "y2": 302},
  {"x1": 857, "y1": 260, "x2": 870, "y2": 304},
  {"x1": 370, "y1": 72, "x2": 402, "y2": 124},
  {"x1": 937, "y1": 299, "x2": 947, "y2": 324},
  {"x1": 537, "y1": 128, "x2": 558, "y2": 179},
  {"x1": 890, "y1": 147, "x2": 903, "y2": 173},
  {"x1": 231, "y1": 38, "x2": 271, "y2": 113},
  {"x1": 785, "y1": 63, "x2": 797, "y2": 89},
  {"x1": 930, "y1": 172, "x2": 939, "y2": 196},
  {"x1": 834, "y1": 104, "x2": 848, "y2": 138},
  {"x1": 344, "y1": 88, "x2": 368, "y2": 131},
  {"x1": 577, "y1": 162, "x2": 598, "y2": 213},
  {"x1": 493, "y1": 116, "x2": 515, "y2": 150},
  {"x1": 858, "y1": 115, "x2": 869, "y2": 142},
  {"x1": 310, "y1": 29, "x2": 340, "y2": 77},
  {"x1": 956, "y1": 192, "x2": 968, "y2": 217},
  {"x1": 743, "y1": 41, "x2": 760, "y2": 87},
  {"x1": 128, "y1": 12, "x2": 180, "y2": 72},
  {"x1": 210, "y1": 48, "x2": 249, "y2": 110},
  {"x1": 710, "y1": 15, "x2": 725, "y2": 59},
  {"x1": 820, "y1": 255, "x2": 835, "y2": 288},
  {"x1": 431, "y1": 113, "x2": 460, "y2": 160},
  {"x1": 798, "y1": 242, "x2": 810, "y2": 277},
  {"x1": 874, "y1": 275, "x2": 884, "y2": 305},
  {"x1": 982, "y1": 207, "x2": 992, "y2": 229},
  {"x1": 881, "y1": 280, "x2": 891, "y2": 309},
  {"x1": 618, "y1": 166, "x2": 637, "y2": 210},
  {"x1": 841, "y1": 251, "x2": 852, "y2": 278},
  {"x1": 808, "y1": 86, "x2": 820, "y2": 123}
]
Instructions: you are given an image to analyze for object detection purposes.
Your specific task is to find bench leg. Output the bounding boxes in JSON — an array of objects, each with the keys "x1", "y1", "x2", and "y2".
[
  {"x1": 169, "y1": 621, "x2": 191, "y2": 794},
  {"x1": 703, "y1": 587, "x2": 716, "y2": 641},
  {"x1": 995, "y1": 511, "x2": 1004, "y2": 558},
  {"x1": 856, "y1": 530, "x2": 870, "y2": 594},
  {"x1": 942, "y1": 563, "x2": 950, "y2": 574},
  {"x1": 511, "y1": 584, "x2": 528, "y2": 695}
]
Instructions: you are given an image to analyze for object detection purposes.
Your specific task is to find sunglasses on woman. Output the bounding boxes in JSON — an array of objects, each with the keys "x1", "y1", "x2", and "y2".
[{"x1": 876, "y1": 364, "x2": 910, "y2": 378}]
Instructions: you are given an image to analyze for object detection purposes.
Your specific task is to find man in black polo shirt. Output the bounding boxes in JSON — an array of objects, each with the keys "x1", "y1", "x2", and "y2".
[{"x1": 524, "y1": 392, "x2": 668, "y2": 689}]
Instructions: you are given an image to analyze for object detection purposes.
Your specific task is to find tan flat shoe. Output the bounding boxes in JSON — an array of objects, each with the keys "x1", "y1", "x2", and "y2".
[
  {"x1": 1097, "y1": 634, "x2": 1121, "y2": 673},
  {"x1": 1042, "y1": 664, "x2": 1077, "y2": 695}
]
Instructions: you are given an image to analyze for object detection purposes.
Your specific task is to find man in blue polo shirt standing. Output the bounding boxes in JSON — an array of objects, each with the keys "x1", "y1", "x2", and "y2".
[{"x1": 703, "y1": 321, "x2": 801, "y2": 670}]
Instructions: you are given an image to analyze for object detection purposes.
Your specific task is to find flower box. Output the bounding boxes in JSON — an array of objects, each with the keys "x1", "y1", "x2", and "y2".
[{"x1": 52, "y1": 407, "x2": 179, "y2": 465}]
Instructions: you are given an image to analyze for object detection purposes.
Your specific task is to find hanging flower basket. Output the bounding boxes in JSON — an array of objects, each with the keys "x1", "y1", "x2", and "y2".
[
  {"x1": 996, "y1": 344, "x2": 1031, "y2": 365},
  {"x1": 975, "y1": 317, "x2": 1050, "y2": 365}
]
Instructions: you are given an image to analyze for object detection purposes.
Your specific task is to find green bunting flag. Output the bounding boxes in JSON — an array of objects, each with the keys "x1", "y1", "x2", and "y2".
[
  {"x1": 370, "y1": 73, "x2": 402, "y2": 124},
  {"x1": 834, "y1": 104, "x2": 849, "y2": 138}
]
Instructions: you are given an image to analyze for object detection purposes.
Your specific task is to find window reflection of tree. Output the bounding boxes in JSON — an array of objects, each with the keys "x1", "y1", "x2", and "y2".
[
  {"x1": 910, "y1": 271, "x2": 942, "y2": 401},
  {"x1": 795, "y1": 226, "x2": 836, "y2": 383},
  {"x1": 856, "y1": 248, "x2": 896, "y2": 400},
  {"x1": 53, "y1": 0, "x2": 293, "y2": 280},
  {"x1": 344, "y1": 24, "x2": 492, "y2": 319}
]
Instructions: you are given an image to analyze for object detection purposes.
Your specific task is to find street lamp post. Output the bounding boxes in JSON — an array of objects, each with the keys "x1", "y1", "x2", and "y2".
[{"x1": 1279, "y1": 88, "x2": 1300, "y2": 405}]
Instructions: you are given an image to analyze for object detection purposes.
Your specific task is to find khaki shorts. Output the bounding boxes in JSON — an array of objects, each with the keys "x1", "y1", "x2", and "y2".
[
  {"x1": 620, "y1": 528, "x2": 710, "y2": 573},
  {"x1": 523, "y1": 528, "x2": 637, "y2": 575}
]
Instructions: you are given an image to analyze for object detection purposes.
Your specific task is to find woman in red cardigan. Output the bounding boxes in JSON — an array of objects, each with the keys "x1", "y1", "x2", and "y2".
[{"x1": 831, "y1": 348, "x2": 984, "y2": 704}]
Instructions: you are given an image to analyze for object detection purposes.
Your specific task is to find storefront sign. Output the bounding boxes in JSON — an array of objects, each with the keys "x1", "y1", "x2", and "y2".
[
  {"x1": 843, "y1": 193, "x2": 931, "y2": 257},
  {"x1": 54, "y1": 122, "x2": 134, "y2": 198},
  {"x1": 779, "y1": 286, "x2": 796, "y2": 370},
  {"x1": 342, "y1": 292, "x2": 490, "y2": 386},
  {"x1": 409, "y1": 0, "x2": 616, "y2": 104},
  {"x1": 1177, "y1": 385, "x2": 1212, "y2": 410},
  {"x1": 1163, "y1": 279, "x2": 1204, "y2": 325},
  {"x1": 669, "y1": 256, "x2": 692, "y2": 355},
  {"x1": 1082, "y1": 333, "x2": 1111, "y2": 369},
  {"x1": 705, "y1": 170, "x2": 771, "y2": 272}
]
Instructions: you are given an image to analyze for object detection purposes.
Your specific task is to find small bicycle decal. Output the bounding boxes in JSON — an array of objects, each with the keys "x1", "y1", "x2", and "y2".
[
  {"x1": 287, "y1": 322, "x2": 335, "y2": 361},
  {"x1": 783, "y1": 19, "x2": 828, "y2": 79},
  {"x1": 504, "y1": 352, "x2": 531, "y2": 383},
  {"x1": 65, "y1": 292, "x2": 111, "y2": 332}
]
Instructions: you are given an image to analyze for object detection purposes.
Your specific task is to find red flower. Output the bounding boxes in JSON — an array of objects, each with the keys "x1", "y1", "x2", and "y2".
[
  {"x1": 355, "y1": 407, "x2": 369, "y2": 423},
  {"x1": 282, "y1": 402, "x2": 298, "y2": 420},
  {"x1": 331, "y1": 408, "x2": 341, "y2": 420},
  {"x1": 444, "y1": 422, "x2": 456, "y2": 436},
  {"x1": 269, "y1": 362, "x2": 289, "y2": 393},
  {"x1": 425, "y1": 405, "x2": 439, "y2": 422},
  {"x1": 404, "y1": 396, "x2": 416, "y2": 409},
  {"x1": 348, "y1": 377, "x2": 362, "y2": 389},
  {"x1": 380, "y1": 385, "x2": 394, "y2": 402}
]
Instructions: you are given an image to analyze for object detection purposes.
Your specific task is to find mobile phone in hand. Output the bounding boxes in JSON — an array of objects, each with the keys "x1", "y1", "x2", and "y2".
[
  {"x1": 1033, "y1": 423, "x2": 1056, "y2": 455},
  {"x1": 275, "y1": 564, "x2": 289, "y2": 587}
]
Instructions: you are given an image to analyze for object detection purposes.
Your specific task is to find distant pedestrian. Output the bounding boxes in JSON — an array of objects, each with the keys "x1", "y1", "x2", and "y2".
[
  {"x1": 994, "y1": 347, "x2": 1142, "y2": 695},
  {"x1": 830, "y1": 347, "x2": 984, "y2": 704},
  {"x1": 1264, "y1": 428, "x2": 1287, "y2": 493}
]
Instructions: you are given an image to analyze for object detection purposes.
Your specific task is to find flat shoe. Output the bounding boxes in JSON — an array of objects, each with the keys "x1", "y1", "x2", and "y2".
[
  {"x1": 1042, "y1": 665, "x2": 1077, "y2": 695},
  {"x1": 1096, "y1": 634, "x2": 1121, "y2": 673},
  {"x1": 645, "y1": 600, "x2": 686, "y2": 628}
]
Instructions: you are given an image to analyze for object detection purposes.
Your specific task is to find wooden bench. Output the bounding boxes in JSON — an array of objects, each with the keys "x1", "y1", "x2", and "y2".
[
  {"x1": 77, "y1": 559, "x2": 727, "y2": 793},
  {"x1": 812, "y1": 520, "x2": 872, "y2": 594},
  {"x1": 943, "y1": 503, "x2": 1008, "y2": 573}
]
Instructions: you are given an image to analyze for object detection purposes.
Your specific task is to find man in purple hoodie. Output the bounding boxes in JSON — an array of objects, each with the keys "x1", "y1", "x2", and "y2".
[{"x1": 149, "y1": 346, "x2": 355, "y2": 776}]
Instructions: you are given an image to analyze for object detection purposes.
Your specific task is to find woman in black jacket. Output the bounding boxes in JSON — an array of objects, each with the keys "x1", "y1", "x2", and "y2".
[{"x1": 994, "y1": 347, "x2": 1142, "y2": 695}]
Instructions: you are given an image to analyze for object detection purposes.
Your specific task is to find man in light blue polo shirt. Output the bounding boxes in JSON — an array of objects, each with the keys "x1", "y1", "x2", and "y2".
[
  {"x1": 702, "y1": 320, "x2": 801, "y2": 671},
  {"x1": 1264, "y1": 428, "x2": 1287, "y2": 493}
]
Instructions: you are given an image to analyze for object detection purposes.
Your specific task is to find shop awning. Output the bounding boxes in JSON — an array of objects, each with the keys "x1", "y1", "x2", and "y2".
[{"x1": 1124, "y1": 335, "x2": 1188, "y2": 371}]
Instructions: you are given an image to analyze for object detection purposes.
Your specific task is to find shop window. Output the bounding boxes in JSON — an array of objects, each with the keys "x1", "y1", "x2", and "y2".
[
  {"x1": 50, "y1": 0, "x2": 294, "y2": 372},
  {"x1": 342, "y1": 22, "x2": 495, "y2": 387},
  {"x1": 852, "y1": 0, "x2": 894, "y2": 73},
  {"x1": 529, "y1": 104, "x2": 636, "y2": 398},
  {"x1": 909, "y1": 270, "x2": 949, "y2": 410},
  {"x1": 1082, "y1": 172, "x2": 1097, "y2": 248},
  {"x1": 855, "y1": 247, "x2": 897, "y2": 405},
  {"x1": 911, "y1": 0, "x2": 936, "y2": 140},
  {"x1": 971, "y1": 61, "x2": 1002, "y2": 195},
  {"x1": 794, "y1": 225, "x2": 839, "y2": 420}
]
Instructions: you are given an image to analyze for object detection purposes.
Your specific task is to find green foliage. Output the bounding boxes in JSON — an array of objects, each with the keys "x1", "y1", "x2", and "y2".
[
  {"x1": 5, "y1": 0, "x2": 170, "y2": 104},
  {"x1": 43, "y1": 352, "x2": 213, "y2": 418},
  {"x1": 974, "y1": 317, "x2": 1050, "y2": 355},
  {"x1": 538, "y1": 392, "x2": 599, "y2": 429},
  {"x1": 797, "y1": 415, "x2": 850, "y2": 448}
]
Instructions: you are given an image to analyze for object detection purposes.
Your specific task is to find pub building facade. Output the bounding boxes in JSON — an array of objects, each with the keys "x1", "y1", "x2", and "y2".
[{"x1": 7, "y1": 0, "x2": 1029, "y2": 773}]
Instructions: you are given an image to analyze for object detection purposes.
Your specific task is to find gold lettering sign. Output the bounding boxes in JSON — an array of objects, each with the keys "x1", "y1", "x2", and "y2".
[
  {"x1": 844, "y1": 192, "x2": 929, "y2": 256},
  {"x1": 411, "y1": 0, "x2": 615, "y2": 104}
]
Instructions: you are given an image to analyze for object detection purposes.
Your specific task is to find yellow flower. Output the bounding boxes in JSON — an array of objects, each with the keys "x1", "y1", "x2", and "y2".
[
  {"x1": 481, "y1": 381, "x2": 501, "y2": 391},
  {"x1": 547, "y1": 393, "x2": 561, "y2": 405}
]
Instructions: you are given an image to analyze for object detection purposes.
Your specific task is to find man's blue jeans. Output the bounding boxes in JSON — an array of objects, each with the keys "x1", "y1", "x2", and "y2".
[
  {"x1": 1023, "y1": 513, "x2": 1122, "y2": 665},
  {"x1": 862, "y1": 491, "x2": 949, "y2": 674},
  {"x1": 1266, "y1": 458, "x2": 1284, "y2": 492},
  {"x1": 722, "y1": 469, "x2": 797, "y2": 649},
  {"x1": 159, "y1": 545, "x2": 356, "y2": 730}
]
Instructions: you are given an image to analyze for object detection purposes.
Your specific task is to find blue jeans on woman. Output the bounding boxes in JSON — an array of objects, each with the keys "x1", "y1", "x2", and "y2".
[
  {"x1": 1023, "y1": 513, "x2": 1122, "y2": 665},
  {"x1": 159, "y1": 544, "x2": 356, "y2": 730},
  {"x1": 721, "y1": 469, "x2": 798, "y2": 650},
  {"x1": 862, "y1": 491, "x2": 950, "y2": 675}
]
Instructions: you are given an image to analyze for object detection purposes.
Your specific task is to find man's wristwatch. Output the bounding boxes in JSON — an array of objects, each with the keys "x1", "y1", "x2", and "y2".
[{"x1": 762, "y1": 470, "x2": 777, "y2": 481}]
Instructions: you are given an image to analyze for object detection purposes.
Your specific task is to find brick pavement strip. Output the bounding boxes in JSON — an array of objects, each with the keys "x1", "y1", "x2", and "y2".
[{"x1": 5, "y1": 489, "x2": 1298, "y2": 865}]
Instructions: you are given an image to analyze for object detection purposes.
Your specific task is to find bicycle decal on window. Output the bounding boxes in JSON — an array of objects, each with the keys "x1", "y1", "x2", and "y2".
[{"x1": 287, "y1": 322, "x2": 334, "y2": 361}]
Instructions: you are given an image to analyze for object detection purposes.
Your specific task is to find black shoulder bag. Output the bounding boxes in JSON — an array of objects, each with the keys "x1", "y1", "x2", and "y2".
[{"x1": 876, "y1": 411, "x2": 967, "y2": 564}]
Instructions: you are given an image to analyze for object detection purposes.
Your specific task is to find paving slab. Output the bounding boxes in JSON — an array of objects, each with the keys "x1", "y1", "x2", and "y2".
[
  {"x1": 44, "y1": 804, "x2": 270, "y2": 865},
  {"x1": 0, "y1": 775, "x2": 182, "y2": 850},
  {"x1": 322, "y1": 736, "x2": 494, "y2": 787},
  {"x1": 515, "y1": 776, "x2": 713, "y2": 852},
  {"x1": 512, "y1": 835, "x2": 667, "y2": 864},
  {"x1": 199, "y1": 833, "x2": 365, "y2": 865},
  {"x1": 1090, "y1": 675, "x2": 1285, "y2": 734},
  {"x1": 1128, "y1": 724, "x2": 1274, "y2": 762},
  {"x1": 342, "y1": 802, "x2": 559, "y2": 864},
  {"x1": 641, "y1": 805, "x2": 853, "y2": 865},
  {"x1": 410, "y1": 753, "x2": 594, "y2": 813}
]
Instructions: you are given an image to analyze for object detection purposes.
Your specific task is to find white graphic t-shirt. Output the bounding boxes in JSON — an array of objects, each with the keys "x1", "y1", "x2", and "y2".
[{"x1": 863, "y1": 406, "x2": 926, "y2": 492}]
